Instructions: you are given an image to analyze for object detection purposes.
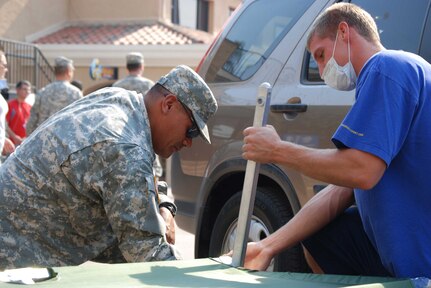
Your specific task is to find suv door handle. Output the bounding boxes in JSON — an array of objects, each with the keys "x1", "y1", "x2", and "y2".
[{"x1": 270, "y1": 104, "x2": 308, "y2": 113}]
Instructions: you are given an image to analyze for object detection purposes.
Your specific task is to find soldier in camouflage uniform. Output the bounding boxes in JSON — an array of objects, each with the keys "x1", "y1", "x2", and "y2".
[
  {"x1": 113, "y1": 52, "x2": 163, "y2": 178},
  {"x1": 0, "y1": 65, "x2": 217, "y2": 269},
  {"x1": 113, "y1": 52, "x2": 154, "y2": 96},
  {"x1": 26, "y1": 56, "x2": 83, "y2": 136}
]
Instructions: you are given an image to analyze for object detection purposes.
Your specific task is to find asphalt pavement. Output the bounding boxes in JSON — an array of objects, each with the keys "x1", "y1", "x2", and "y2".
[
  {"x1": 168, "y1": 185, "x2": 195, "y2": 260},
  {"x1": 175, "y1": 224, "x2": 195, "y2": 260}
]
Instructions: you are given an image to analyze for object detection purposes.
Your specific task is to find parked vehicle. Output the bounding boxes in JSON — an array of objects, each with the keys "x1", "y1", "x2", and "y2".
[{"x1": 168, "y1": 0, "x2": 431, "y2": 272}]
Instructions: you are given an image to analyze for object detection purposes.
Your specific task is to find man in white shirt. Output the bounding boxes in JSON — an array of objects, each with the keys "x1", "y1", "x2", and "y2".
[{"x1": 0, "y1": 51, "x2": 15, "y2": 162}]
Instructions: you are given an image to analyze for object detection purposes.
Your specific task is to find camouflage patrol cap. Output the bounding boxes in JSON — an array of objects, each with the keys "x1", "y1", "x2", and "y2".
[
  {"x1": 54, "y1": 56, "x2": 73, "y2": 69},
  {"x1": 126, "y1": 52, "x2": 144, "y2": 65},
  {"x1": 157, "y1": 65, "x2": 217, "y2": 144}
]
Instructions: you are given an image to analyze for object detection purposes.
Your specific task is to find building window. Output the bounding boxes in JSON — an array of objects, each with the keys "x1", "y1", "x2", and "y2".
[
  {"x1": 172, "y1": 0, "x2": 209, "y2": 32},
  {"x1": 173, "y1": 0, "x2": 198, "y2": 29},
  {"x1": 197, "y1": 0, "x2": 209, "y2": 32},
  {"x1": 172, "y1": 0, "x2": 180, "y2": 25}
]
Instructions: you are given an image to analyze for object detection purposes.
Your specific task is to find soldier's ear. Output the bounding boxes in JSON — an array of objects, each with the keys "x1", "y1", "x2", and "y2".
[{"x1": 161, "y1": 94, "x2": 176, "y2": 114}]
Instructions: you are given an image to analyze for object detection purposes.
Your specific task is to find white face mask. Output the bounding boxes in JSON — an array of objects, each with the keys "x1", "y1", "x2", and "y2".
[{"x1": 322, "y1": 30, "x2": 357, "y2": 91}]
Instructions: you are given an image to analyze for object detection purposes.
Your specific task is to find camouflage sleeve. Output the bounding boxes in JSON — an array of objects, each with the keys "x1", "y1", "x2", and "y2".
[
  {"x1": 153, "y1": 155, "x2": 163, "y2": 177},
  {"x1": 158, "y1": 193, "x2": 174, "y2": 205},
  {"x1": 156, "y1": 180, "x2": 176, "y2": 211},
  {"x1": 61, "y1": 142, "x2": 181, "y2": 262},
  {"x1": 26, "y1": 93, "x2": 41, "y2": 136}
]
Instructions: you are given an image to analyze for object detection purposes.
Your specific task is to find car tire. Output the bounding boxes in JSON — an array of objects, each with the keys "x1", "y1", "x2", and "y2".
[{"x1": 208, "y1": 187, "x2": 308, "y2": 272}]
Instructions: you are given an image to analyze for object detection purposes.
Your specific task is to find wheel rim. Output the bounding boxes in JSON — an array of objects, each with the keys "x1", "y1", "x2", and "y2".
[{"x1": 221, "y1": 215, "x2": 275, "y2": 271}]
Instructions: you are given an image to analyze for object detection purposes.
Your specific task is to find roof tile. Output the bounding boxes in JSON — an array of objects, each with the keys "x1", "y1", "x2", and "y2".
[{"x1": 32, "y1": 21, "x2": 213, "y2": 45}]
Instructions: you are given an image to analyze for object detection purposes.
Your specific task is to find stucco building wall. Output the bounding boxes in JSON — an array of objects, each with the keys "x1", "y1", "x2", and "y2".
[{"x1": 0, "y1": 0, "x2": 240, "y2": 94}]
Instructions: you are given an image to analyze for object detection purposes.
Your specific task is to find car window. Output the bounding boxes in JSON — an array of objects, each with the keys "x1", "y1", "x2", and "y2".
[
  {"x1": 304, "y1": 0, "x2": 431, "y2": 83},
  {"x1": 205, "y1": 0, "x2": 314, "y2": 83}
]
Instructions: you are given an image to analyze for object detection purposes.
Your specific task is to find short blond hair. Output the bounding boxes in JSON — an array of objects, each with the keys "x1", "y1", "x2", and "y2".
[{"x1": 306, "y1": 3, "x2": 380, "y2": 50}]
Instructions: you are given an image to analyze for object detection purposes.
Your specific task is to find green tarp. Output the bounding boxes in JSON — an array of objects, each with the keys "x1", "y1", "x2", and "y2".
[{"x1": 0, "y1": 258, "x2": 414, "y2": 287}]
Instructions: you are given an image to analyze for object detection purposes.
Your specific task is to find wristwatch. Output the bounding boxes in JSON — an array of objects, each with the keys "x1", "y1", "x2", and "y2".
[{"x1": 159, "y1": 202, "x2": 177, "y2": 217}]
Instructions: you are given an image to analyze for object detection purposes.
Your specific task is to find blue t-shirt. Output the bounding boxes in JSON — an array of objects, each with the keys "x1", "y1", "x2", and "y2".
[{"x1": 332, "y1": 50, "x2": 431, "y2": 278}]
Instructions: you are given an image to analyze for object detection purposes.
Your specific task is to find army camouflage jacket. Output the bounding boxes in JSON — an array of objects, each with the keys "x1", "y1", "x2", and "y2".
[
  {"x1": 112, "y1": 75, "x2": 154, "y2": 97},
  {"x1": 112, "y1": 75, "x2": 163, "y2": 177},
  {"x1": 0, "y1": 87, "x2": 180, "y2": 269},
  {"x1": 26, "y1": 80, "x2": 83, "y2": 135}
]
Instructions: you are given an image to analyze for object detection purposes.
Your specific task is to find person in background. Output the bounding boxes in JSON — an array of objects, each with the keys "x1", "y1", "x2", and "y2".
[
  {"x1": 0, "y1": 95, "x2": 8, "y2": 159},
  {"x1": 6, "y1": 80, "x2": 32, "y2": 145},
  {"x1": 113, "y1": 52, "x2": 163, "y2": 179},
  {"x1": 0, "y1": 51, "x2": 9, "y2": 102},
  {"x1": 239, "y1": 2, "x2": 431, "y2": 279},
  {"x1": 26, "y1": 56, "x2": 83, "y2": 135},
  {"x1": 113, "y1": 52, "x2": 154, "y2": 96},
  {"x1": 0, "y1": 50, "x2": 14, "y2": 162},
  {"x1": 0, "y1": 65, "x2": 218, "y2": 269}
]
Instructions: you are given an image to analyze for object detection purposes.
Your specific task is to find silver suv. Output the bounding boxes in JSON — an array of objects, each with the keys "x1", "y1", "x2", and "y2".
[{"x1": 168, "y1": 0, "x2": 431, "y2": 271}]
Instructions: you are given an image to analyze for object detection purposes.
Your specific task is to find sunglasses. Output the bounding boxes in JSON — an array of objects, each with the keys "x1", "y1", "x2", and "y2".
[{"x1": 179, "y1": 101, "x2": 200, "y2": 139}]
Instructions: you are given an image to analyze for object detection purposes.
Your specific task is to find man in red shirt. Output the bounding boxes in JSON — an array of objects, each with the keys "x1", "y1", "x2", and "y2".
[{"x1": 6, "y1": 80, "x2": 32, "y2": 145}]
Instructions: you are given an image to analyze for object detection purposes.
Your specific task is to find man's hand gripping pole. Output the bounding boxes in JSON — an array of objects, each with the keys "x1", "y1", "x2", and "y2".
[{"x1": 229, "y1": 82, "x2": 272, "y2": 267}]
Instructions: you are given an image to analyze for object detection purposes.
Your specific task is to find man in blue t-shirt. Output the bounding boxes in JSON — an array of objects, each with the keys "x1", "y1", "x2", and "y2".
[{"x1": 239, "y1": 3, "x2": 431, "y2": 278}]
